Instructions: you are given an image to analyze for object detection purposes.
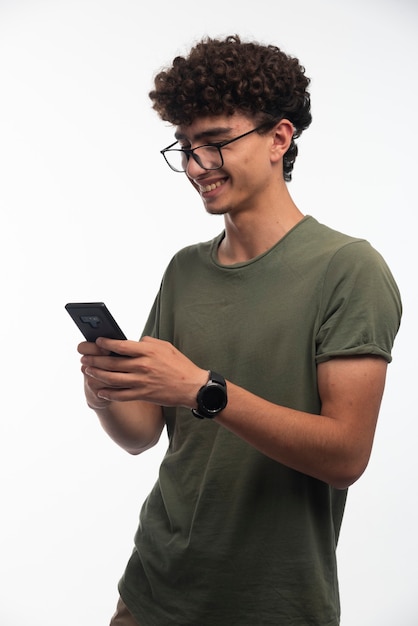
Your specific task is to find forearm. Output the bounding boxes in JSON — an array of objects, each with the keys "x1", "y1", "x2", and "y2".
[
  {"x1": 87, "y1": 389, "x2": 165, "y2": 455},
  {"x1": 214, "y1": 357, "x2": 386, "y2": 489},
  {"x1": 215, "y1": 383, "x2": 373, "y2": 489}
]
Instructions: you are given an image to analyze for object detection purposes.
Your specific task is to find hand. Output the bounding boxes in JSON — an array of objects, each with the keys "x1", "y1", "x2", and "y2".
[
  {"x1": 78, "y1": 340, "x2": 116, "y2": 409},
  {"x1": 79, "y1": 336, "x2": 208, "y2": 408}
]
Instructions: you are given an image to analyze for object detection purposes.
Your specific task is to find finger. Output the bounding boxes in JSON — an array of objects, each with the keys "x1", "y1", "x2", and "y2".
[
  {"x1": 140, "y1": 335, "x2": 157, "y2": 344},
  {"x1": 80, "y1": 354, "x2": 135, "y2": 372},
  {"x1": 96, "y1": 387, "x2": 147, "y2": 403},
  {"x1": 95, "y1": 337, "x2": 141, "y2": 357},
  {"x1": 84, "y1": 365, "x2": 139, "y2": 389},
  {"x1": 77, "y1": 341, "x2": 110, "y2": 356}
]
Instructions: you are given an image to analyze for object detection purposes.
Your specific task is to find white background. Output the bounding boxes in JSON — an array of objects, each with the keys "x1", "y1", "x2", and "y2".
[{"x1": 0, "y1": 1, "x2": 416, "y2": 624}]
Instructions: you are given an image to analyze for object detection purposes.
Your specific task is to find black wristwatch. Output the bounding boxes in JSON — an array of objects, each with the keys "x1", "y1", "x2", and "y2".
[{"x1": 192, "y1": 371, "x2": 228, "y2": 419}]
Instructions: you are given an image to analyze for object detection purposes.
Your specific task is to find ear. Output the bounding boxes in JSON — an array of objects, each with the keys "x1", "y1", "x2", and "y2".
[{"x1": 270, "y1": 119, "x2": 294, "y2": 163}]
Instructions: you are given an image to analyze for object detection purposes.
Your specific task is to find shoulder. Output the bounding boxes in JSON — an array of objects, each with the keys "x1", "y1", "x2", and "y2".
[
  {"x1": 298, "y1": 217, "x2": 394, "y2": 272},
  {"x1": 299, "y1": 216, "x2": 366, "y2": 252}
]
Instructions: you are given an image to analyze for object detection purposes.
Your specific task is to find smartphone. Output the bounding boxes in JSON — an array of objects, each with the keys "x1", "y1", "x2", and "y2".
[{"x1": 65, "y1": 302, "x2": 127, "y2": 342}]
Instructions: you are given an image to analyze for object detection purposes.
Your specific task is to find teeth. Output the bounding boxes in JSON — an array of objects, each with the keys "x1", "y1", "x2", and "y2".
[{"x1": 200, "y1": 180, "x2": 225, "y2": 193}]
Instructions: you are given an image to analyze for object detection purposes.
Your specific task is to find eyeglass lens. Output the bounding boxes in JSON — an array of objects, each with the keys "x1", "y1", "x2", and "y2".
[{"x1": 166, "y1": 145, "x2": 222, "y2": 172}]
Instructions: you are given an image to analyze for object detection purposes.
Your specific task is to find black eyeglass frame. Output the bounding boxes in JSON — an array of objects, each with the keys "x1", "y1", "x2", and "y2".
[{"x1": 160, "y1": 123, "x2": 272, "y2": 173}]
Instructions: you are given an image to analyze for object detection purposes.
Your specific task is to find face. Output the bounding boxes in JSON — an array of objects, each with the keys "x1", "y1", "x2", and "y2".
[{"x1": 174, "y1": 113, "x2": 278, "y2": 217}]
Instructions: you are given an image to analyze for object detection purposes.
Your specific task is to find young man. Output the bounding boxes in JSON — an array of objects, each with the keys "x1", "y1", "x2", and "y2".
[{"x1": 78, "y1": 36, "x2": 401, "y2": 625}]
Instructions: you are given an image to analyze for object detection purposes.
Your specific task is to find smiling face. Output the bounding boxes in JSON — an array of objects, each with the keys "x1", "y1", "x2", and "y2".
[{"x1": 175, "y1": 113, "x2": 286, "y2": 218}]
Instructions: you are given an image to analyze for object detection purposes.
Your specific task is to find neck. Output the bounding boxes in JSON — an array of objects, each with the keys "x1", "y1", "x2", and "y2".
[{"x1": 217, "y1": 191, "x2": 304, "y2": 265}]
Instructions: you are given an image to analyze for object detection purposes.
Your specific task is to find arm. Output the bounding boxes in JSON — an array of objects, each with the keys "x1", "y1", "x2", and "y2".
[
  {"x1": 78, "y1": 341, "x2": 165, "y2": 455},
  {"x1": 81, "y1": 337, "x2": 387, "y2": 487},
  {"x1": 87, "y1": 397, "x2": 165, "y2": 456},
  {"x1": 216, "y1": 355, "x2": 387, "y2": 489}
]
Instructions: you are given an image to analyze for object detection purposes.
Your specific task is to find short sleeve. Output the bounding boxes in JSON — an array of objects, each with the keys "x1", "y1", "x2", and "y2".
[{"x1": 316, "y1": 240, "x2": 402, "y2": 363}]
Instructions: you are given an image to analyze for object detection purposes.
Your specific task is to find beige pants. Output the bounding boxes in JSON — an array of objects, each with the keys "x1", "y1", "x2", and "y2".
[{"x1": 109, "y1": 596, "x2": 140, "y2": 626}]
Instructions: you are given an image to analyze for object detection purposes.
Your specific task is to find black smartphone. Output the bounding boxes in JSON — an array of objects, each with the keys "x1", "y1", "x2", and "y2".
[{"x1": 65, "y1": 302, "x2": 127, "y2": 342}]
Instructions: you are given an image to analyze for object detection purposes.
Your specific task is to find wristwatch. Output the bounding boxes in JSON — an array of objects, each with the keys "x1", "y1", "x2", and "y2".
[{"x1": 192, "y1": 371, "x2": 228, "y2": 419}]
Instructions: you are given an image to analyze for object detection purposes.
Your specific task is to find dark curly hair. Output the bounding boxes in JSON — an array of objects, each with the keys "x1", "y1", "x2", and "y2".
[{"x1": 149, "y1": 35, "x2": 312, "y2": 181}]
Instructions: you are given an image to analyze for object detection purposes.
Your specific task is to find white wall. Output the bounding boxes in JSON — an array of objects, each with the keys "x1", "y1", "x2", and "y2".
[{"x1": 0, "y1": 1, "x2": 416, "y2": 624}]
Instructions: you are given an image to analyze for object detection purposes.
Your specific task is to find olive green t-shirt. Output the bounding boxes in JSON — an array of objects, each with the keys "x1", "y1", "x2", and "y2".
[{"x1": 119, "y1": 216, "x2": 401, "y2": 625}]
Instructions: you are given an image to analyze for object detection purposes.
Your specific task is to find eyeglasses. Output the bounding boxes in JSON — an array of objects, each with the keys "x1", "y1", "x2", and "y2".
[{"x1": 160, "y1": 124, "x2": 268, "y2": 173}]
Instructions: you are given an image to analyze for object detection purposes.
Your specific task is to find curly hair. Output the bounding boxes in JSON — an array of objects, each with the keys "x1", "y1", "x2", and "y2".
[{"x1": 149, "y1": 35, "x2": 312, "y2": 181}]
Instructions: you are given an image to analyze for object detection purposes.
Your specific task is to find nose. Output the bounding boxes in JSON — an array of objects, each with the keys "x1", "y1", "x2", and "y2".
[{"x1": 185, "y1": 153, "x2": 207, "y2": 178}]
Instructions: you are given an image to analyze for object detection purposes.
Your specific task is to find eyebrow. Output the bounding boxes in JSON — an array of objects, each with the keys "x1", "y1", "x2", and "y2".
[{"x1": 174, "y1": 126, "x2": 233, "y2": 143}]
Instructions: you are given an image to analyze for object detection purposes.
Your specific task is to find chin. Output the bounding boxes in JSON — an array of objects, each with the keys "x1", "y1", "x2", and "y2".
[{"x1": 204, "y1": 203, "x2": 230, "y2": 216}]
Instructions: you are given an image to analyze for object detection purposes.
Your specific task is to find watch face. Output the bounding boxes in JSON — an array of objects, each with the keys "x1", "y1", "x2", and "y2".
[{"x1": 202, "y1": 384, "x2": 226, "y2": 413}]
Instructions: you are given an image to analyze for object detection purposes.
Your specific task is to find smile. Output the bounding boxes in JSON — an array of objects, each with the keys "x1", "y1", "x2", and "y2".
[{"x1": 199, "y1": 179, "x2": 226, "y2": 193}]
